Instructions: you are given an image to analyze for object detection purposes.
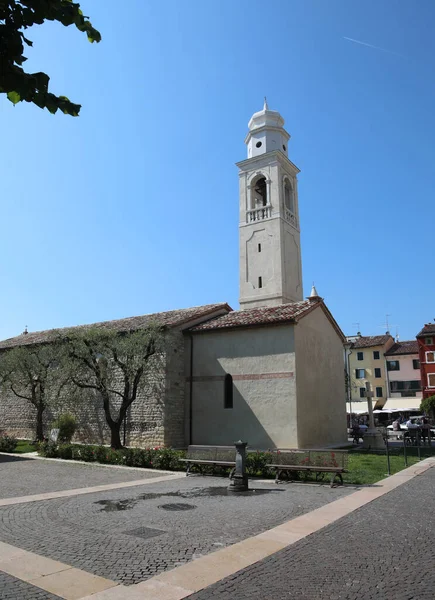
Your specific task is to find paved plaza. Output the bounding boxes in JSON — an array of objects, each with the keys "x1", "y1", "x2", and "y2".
[{"x1": 0, "y1": 453, "x2": 434, "y2": 599}]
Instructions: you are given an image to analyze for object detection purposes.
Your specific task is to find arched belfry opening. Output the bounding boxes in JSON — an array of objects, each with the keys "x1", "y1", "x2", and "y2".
[
  {"x1": 252, "y1": 176, "x2": 267, "y2": 209},
  {"x1": 284, "y1": 178, "x2": 295, "y2": 214}
]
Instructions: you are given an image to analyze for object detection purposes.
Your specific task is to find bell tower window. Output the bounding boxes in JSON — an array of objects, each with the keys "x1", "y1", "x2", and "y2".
[
  {"x1": 284, "y1": 178, "x2": 294, "y2": 213},
  {"x1": 283, "y1": 177, "x2": 297, "y2": 227},
  {"x1": 253, "y1": 176, "x2": 267, "y2": 208}
]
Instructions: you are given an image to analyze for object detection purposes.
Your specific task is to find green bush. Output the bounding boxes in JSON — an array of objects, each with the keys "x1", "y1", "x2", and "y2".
[
  {"x1": 246, "y1": 451, "x2": 273, "y2": 477},
  {"x1": 37, "y1": 440, "x2": 59, "y2": 458},
  {"x1": 52, "y1": 414, "x2": 77, "y2": 443},
  {"x1": 56, "y1": 444, "x2": 74, "y2": 460},
  {"x1": 0, "y1": 433, "x2": 18, "y2": 453},
  {"x1": 76, "y1": 445, "x2": 96, "y2": 462},
  {"x1": 421, "y1": 395, "x2": 435, "y2": 418}
]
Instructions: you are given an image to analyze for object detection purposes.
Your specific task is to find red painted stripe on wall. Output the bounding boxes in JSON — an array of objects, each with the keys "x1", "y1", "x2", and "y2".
[{"x1": 187, "y1": 372, "x2": 294, "y2": 382}]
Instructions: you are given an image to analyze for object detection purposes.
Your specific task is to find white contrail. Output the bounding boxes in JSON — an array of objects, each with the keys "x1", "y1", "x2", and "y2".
[{"x1": 343, "y1": 36, "x2": 404, "y2": 58}]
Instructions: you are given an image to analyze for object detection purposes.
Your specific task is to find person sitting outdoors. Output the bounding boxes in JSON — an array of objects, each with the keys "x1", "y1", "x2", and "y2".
[
  {"x1": 421, "y1": 418, "x2": 431, "y2": 444},
  {"x1": 392, "y1": 418, "x2": 401, "y2": 431}
]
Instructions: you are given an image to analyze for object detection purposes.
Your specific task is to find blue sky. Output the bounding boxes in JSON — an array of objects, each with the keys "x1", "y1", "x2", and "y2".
[{"x1": 1, "y1": 0, "x2": 434, "y2": 341}]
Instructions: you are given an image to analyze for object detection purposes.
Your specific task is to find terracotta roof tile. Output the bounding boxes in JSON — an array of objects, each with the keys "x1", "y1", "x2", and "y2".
[
  {"x1": 190, "y1": 299, "x2": 319, "y2": 331},
  {"x1": 0, "y1": 303, "x2": 231, "y2": 350},
  {"x1": 385, "y1": 340, "x2": 419, "y2": 356},
  {"x1": 351, "y1": 335, "x2": 393, "y2": 349},
  {"x1": 417, "y1": 324, "x2": 435, "y2": 337}
]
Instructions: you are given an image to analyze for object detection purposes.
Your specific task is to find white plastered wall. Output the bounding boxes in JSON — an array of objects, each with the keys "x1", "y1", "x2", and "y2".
[{"x1": 186, "y1": 324, "x2": 297, "y2": 449}]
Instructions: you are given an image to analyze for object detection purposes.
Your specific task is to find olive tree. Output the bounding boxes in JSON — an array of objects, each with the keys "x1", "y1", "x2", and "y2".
[
  {"x1": 0, "y1": 341, "x2": 62, "y2": 441},
  {"x1": 62, "y1": 325, "x2": 165, "y2": 449}
]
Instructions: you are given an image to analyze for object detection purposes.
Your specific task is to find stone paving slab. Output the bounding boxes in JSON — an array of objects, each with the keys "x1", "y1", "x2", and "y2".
[
  {"x1": 0, "y1": 475, "x2": 354, "y2": 586},
  {"x1": 0, "y1": 570, "x2": 63, "y2": 600},
  {"x1": 185, "y1": 466, "x2": 435, "y2": 600},
  {"x1": 0, "y1": 455, "x2": 164, "y2": 499}
]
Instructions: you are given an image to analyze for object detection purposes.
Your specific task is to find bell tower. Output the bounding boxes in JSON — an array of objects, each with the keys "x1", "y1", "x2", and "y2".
[{"x1": 237, "y1": 100, "x2": 303, "y2": 309}]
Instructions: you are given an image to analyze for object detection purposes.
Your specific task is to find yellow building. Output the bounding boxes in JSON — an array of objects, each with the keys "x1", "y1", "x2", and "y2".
[{"x1": 346, "y1": 334, "x2": 395, "y2": 412}]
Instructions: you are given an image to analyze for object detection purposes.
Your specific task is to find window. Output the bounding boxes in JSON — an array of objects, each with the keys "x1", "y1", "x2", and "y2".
[
  {"x1": 390, "y1": 380, "x2": 422, "y2": 392},
  {"x1": 357, "y1": 352, "x2": 364, "y2": 361},
  {"x1": 255, "y1": 141, "x2": 262, "y2": 148},
  {"x1": 375, "y1": 368, "x2": 381, "y2": 378},
  {"x1": 258, "y1": 243, "x2": 261, "y2": 252},
  {"x1": 401, "y1": 391, "x2": 416, "y2": 397},
  {"x1": 258, "y1": 276, "x2": 263, "y2": 289},
  {"x1": 224, "y1": 374, "x2": 233, "y2": 408},
  {"x1": 425, "y1": 337, "x2": 433, "y2": 345},
  {"x1": 252, "y1": 176, "x2": 267, "y2": 208},
  {"x1": 376, "y1": 387, "x2": 383, "y2": 398},
  {"x1": 428, "y1": 373, "x2": 435, "y2": 388},
  {"x1": 387, "y1": 361, "x2": 400, "y2": 371},
  {"x1": 413, "y1": 359, "x2": 420, "y2": 369},
  {"x1": 284, "y1": 178, "x2": 295, "y2": 214},
  {"x1": 373, "y1": 351, "x2": 380, "y2": 360},
  {"x1": 355, "y1": 369, "x2": 365, "y2": 379},
  {"x1": 426, "y1": 351, "x2": 435, "y2": 363},
  {"x1": 359, "y1": 388, "x2": 366, "y2": 398}
]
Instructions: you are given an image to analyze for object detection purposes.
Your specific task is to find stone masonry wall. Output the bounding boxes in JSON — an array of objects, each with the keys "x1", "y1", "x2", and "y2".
[{"x1": 0, "y1": 332, "x2": 187, "y2": 448}]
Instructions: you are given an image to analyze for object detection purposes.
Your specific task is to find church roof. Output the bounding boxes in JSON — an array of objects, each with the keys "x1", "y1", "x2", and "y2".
[
  {"x1": 351, "y1": 335, "x2": 393, "y2": 349},
  {"x1": 385, "y1": 340, "x2": 419, "y2": 356},
  {"x1": 190, "y1": 299, "x2": 323, "y2": 332},
  {"x1": 0, "y1": 303, "x2": 231, "y2": 350}
]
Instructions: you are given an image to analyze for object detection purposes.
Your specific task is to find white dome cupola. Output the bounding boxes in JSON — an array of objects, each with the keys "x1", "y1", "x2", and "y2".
[{"x1": 245, "y1": 98, "x2": 290, "y2": 159}]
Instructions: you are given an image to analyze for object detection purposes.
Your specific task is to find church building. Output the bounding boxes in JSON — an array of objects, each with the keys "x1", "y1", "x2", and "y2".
[{"x1": 0, "y1": 102, "x2": 348, "y2": 449}]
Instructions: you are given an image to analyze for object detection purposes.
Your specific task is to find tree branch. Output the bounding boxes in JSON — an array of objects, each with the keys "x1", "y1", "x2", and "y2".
[{"x1": 10, "y1": 384, "x2": 32, "y2": 402}]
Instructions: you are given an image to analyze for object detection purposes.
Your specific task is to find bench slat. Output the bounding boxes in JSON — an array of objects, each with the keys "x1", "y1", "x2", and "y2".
[
  {"x1": 179, "y1": 459, "x2": 235, "y2": 466},
  {"x1": 267, "y1": 464, "x2": 346, "y2": 473}
]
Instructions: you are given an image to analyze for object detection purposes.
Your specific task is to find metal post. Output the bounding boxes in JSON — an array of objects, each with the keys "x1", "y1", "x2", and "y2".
[
  {"x1": 228, "y1": 440, "x2": 249, "y2": 493},
  {"x1": 403, "y1": 434, "x2": 407, "y2": 467},
  {"x1": 385, "y1": 433, "x2": 391, "y2": 476},
  {"x1": 417, "y1": 430, "x2": 421, "y2": 461}
]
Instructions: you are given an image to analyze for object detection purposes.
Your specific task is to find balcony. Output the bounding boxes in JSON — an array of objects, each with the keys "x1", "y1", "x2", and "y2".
[{"x1": 247, "y1": 205, "x2": 272, "y2": 222}]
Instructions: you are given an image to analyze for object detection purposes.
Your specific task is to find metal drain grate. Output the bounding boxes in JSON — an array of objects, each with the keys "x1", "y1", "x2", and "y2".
[
  {"x1": 124, "y1": 526, "x2": 166, "y2": 540},
  {"x1": 158, "y1": 503, "x2": 196, "y2": 511}
]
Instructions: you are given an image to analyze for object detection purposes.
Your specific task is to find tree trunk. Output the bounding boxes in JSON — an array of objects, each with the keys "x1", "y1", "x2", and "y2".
[
  {"x1": 110, "y1": 421, "x2": 122, "y2": 449},
  {"x1": 36, "y1": 404, "x2": 45, "y2": 442}
]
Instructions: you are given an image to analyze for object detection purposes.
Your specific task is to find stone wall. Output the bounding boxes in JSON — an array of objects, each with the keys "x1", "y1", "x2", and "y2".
[{"x1": 0, "y1": 331, "x2": 187, "y2": 448}]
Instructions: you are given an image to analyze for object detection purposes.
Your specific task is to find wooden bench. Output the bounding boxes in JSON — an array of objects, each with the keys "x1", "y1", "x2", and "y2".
[
  {"x1": 266, "y1": 449, "x2": 348, "y2": 487},
  {"x1": 179, "y1": 445, "x2": 236, "y2": 478}
]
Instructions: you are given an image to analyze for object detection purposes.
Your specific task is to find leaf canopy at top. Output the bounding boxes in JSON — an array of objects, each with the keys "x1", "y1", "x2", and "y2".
[{"x1": 0, "y1": 0, "x2": 101, "y2": 116}]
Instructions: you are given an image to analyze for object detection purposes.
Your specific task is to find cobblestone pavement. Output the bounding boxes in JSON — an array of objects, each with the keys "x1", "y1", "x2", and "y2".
[
  {"x1": 0, "y1": 455, "x2": 163, "y2": 498},
  {"x1": 0, "y1": 571, "x2": 62, "y2": 600},
  {"x1": 187, "y1": 467, "x2": 435, "y2": 600},
  {"x1": 0, "y1": 475, "x2": 353, "y2": 586}
]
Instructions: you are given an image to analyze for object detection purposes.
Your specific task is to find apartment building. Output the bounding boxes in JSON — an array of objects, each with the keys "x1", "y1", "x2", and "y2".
[
  {"x1": 417, "y1": 323, "x2": 435, "y2": 399},
  {"x1": 384, "y1": 341, "x2": 422, "y2": 408},
  {"x1": 347, "y1": 334, "x2": 395, "y2": 409}
]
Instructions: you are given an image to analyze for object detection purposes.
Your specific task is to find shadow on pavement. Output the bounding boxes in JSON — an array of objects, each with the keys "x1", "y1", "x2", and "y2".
[{"x1": 0, "y1": 454, "x2": 34, "y2": 463}]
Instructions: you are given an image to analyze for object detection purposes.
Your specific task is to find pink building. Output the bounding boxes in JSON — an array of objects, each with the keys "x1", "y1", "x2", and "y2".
[{"x1": 384, "y1": 340, "x2": 422, "y2": 408}]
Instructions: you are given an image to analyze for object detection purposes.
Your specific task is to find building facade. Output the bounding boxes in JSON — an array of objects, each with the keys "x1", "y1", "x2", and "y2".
[
  {"x1": 417, "y1": 324, "x2": 435, "y2": 399},
  {"x1": 347, "y1": 334, "x2": 395, "y2": 409},
  {"x1": 384, "y1": 340, "x2": 422, "y2": 402}
]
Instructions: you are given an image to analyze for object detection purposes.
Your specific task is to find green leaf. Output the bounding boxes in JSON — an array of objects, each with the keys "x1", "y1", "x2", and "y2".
[{"x1": 7, "y1": 91, "x2": 20, "y2": 104}]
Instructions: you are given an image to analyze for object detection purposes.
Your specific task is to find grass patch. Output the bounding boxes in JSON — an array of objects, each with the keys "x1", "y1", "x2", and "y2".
[
  {"x1": 14, "y1": 440, "x2": 37, "y2": 454},
  {"x1": 344, "y1": 447, "x2": 435, "y2": 485}
]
